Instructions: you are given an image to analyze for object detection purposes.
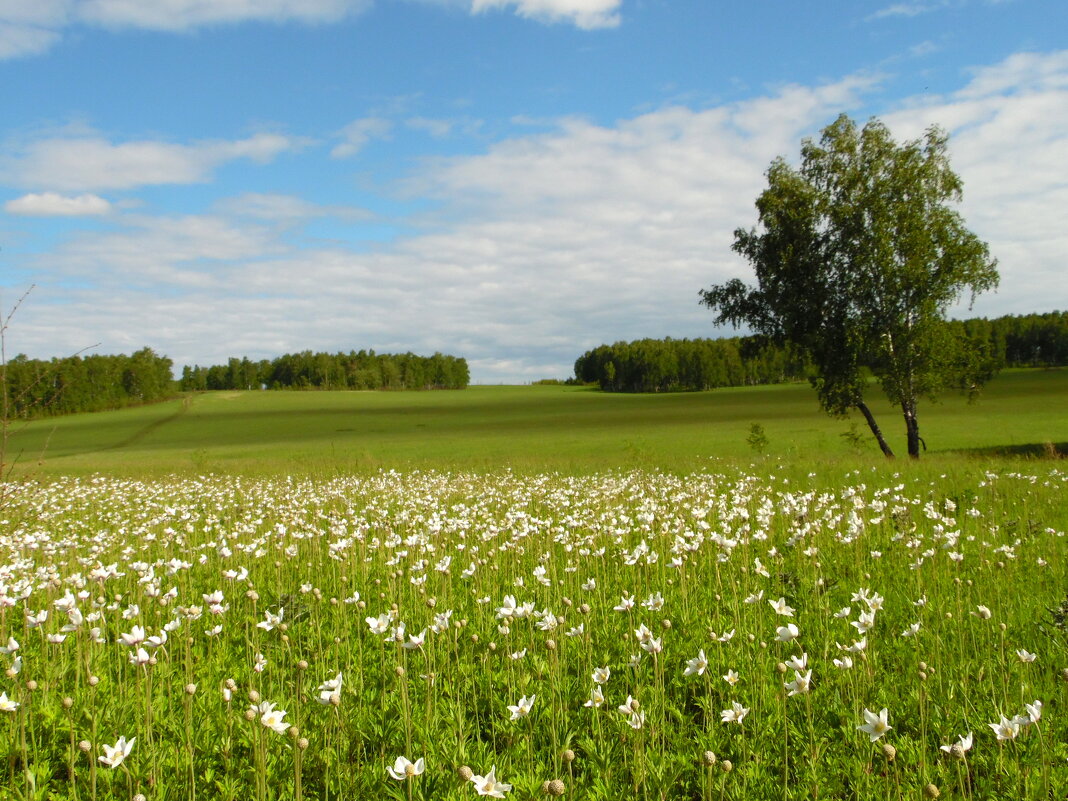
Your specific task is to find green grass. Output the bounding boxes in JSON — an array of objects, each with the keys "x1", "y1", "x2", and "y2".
[{"x1": 6, "y1": 369, "x2": 1067, "y2": 476}]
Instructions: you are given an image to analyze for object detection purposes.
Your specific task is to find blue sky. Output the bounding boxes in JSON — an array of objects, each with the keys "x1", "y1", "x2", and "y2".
[{"x1": 1, "y1": 0, "x2": 1066, "y2": 382}]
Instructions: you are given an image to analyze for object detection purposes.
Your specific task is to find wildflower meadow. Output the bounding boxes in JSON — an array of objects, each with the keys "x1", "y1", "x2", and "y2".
[{"x1": 1, "y1": 464, "x2": 1066, "y2": 800}]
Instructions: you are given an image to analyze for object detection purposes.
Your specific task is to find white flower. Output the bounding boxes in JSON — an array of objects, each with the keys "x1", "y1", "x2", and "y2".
[
  {"x1": 128, "y1": 647, "x2": 151, "y2": 666},
  {"x1": 471, "y1": 765, "x2": 511, "y2": 797},
  {"x1": 1016, "y1": 649, "x2": 1037, "y2": 663},
  {"x1": 119, "y1": 625, "x2": 146, "y2": 647},
  {"x1": 387, "y1": 756, "x2": 425, "y2": 780},
  {"x1": 989, "y1": 715, "x2": 1019, "y2": 740},
  {"x1": 720, "y1": 701, "x2": 749, "y2": 724},
  {"x1": 901, "y1": 622, "x2": 921, "y2": 638},
  {"x1": 98, "y1": 736, "x2": 135, "y2": 768},
  {"x1": 684, "y1": 650, "x2": 708, "y2": 677},
  {"x1": 974, "y1": 605, "x2": 992, "y2": 620},
  {"x1": 255, "y1": 701, "x2": 289, "y2": 734},
  {"x1": 642, "y1": 592, "x2": 664, "y2": 611},
  {"x1": 507, "y1": 695, "x2": 535, "y2": 721},
  {"x1": 723, "y1": 669, "x2": 740, "y2": 686},
  {"x1": 402, "y1": 629, "x2": 427, "y2": 650},
  {"x1": 592, "y1": 666, "x2": 610, "y2": 684},
  {"x1": 613, "y1": 594, "x2": 635, "y2": 612},
  {"x1": 775, "y1": 623, "x2": 799, "y2": 642},
  {"x1": 785, "y1": 669, "x2": 812, "y2": 696},
  {"x1": 0, "y1": 692, "x2": 18, "y2": 712},
  {"x1": 785, "y1": 652, "x2": 807, "y2": 671},
  {"x1": 583, "y1": 686, "x2": 605, "y2": 708},
  {"x1": 857, "y1": 708, "x2": 891, "y2": 742},
  {"x1": 366, "y1": 613, "x2": 391, "y2": 635},
  {"x1": 257, "y1": 608, "x2": 284, "y2": 631},
  {"x1": 769, "y1": 597, "x2": 795, "y2": 616},
  {"x1": 940, "y1": 732, "x2": 973, "y2": 754},
  {"x1": 833, "y1": 656, "x2": 853, "y2": 670}
]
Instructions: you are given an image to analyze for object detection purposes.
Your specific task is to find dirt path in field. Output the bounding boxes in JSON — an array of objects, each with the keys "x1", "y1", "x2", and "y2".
[{"x1": 105, "y1": 394, "x2": 194, "y2": 450}]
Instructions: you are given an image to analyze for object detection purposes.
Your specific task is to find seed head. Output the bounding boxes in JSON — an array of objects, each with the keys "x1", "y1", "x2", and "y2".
[
  {"x1": 395, "y1": 666, "x2": 406, "y2": 677},
  {"x1": 78, "y1": 740, "x2": 92, "y2": 753},
  {"x1": 248, "y1": 689, "x2": 261, "y2": 703},
  {"x1": 88, "y1": 675, "x2": 100, "y2": 687},
  {"x1": 561, "y1": 749, "x2": 575, "y2": 763},
  {"x1": 547, "y1": 779, "x2": 565, "y2": 796},
  {"x1": 721, "y1": 760, "x2": 733, "y2": 773},
  {"x1": 25, "y1": 680, "x2": 37, "y2": 691},
  {"x1": 545, "y1": 639, "x2": 557, "y2": 651},
  {"x1": 923, "y1": 784, "x2": 941, "y2": 799},
  {"x1": 62, "y1": 697, "x2": 74, "y2": 710},
  {"x1": 184, "y1": 683, "x2": 197, "y2": 695},
  {"x1": 243, "y1": 708, "x2": 256, "y2": 721},
  {"x1": 297, "y1": 660, "x2": 309, "y2": 671},
  {"x1": 288, "y1": 726, "x2": 300, "y2": 739},
  {"x1": 298, "y1": 737, "x2": 309, "y2": 750},
  {"x1": 702, "y1": 750, "x2": 717, "y2": 766},
  {"x1": 881, "y1": 743, "x2": 896, "y2": 762},
  {"x1": 458, "y1": 765, "x2": 474, "y2": 781}
]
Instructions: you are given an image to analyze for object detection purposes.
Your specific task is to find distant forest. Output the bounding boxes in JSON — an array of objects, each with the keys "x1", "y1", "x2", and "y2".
[
  {"x1": 574, "y1": 311, "x2": 1068, "y2": 392},
  {"x1": 2, "y1": 348, "x2": 176, "y2": 419},
  {"x1": 3, "y1": 349, "x2": 469, "y2": 419},
  {"x1": 178, "y1": 350, "x2": 470, "y2": 392}
]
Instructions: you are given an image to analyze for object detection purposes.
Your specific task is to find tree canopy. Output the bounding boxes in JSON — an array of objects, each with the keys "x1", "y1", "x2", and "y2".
[{"x1": 701, "y1": 114, "x2": 999, "y2": 458}]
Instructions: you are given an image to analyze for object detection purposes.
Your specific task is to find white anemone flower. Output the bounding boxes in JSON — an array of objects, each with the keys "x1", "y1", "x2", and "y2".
[
  {"x1": 98, "y1": 736, "x2": 135, "y2": 768},
  {"x1": 387, "y1": 756, "x2": 425, "y2": 780}
]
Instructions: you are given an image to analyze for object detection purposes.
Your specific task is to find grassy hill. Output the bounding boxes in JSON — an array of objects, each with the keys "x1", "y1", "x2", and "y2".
[{"x1": 4, "y1": 368, "x2": 1066, "y2": 476}]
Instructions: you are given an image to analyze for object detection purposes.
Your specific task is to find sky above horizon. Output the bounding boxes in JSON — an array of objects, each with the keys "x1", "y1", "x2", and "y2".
[{"x1": 1, "y1": 0, "x2": 1066, "y2": 383}]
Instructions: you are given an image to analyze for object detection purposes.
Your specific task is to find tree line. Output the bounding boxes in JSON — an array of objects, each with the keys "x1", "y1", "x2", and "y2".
[
  {"x1": 3, "y1": 348, "x2": 175, "y2": 418},
  {"x1": 2, "y1": 348, "x2": 470, "y2": 420},
  {"x1": 574, "y1": 311, "x2": 1068, "y2": 393},
  {"x1": 179, "y1": 350, "x2": 470, "y2": 392}
]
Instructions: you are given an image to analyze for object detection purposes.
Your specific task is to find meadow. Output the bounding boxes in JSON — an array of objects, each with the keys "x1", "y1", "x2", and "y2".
[
  {"x1": 5, "y1": 368, "x2": 1067, "y2": 476},
  {"x1": 1, "y1": 370, "x2": 1066, "y2": 800}
]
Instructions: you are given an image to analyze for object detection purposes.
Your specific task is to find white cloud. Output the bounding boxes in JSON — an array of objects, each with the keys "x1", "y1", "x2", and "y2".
[
  {"x1": 215, "y1": 193, "x2": 373, "y2": 223},
  {"x1": 470, "y1": 0, "x2": 621, "y2": 29},
  {"x1": 76, "y1": 0, "x2": 369, "y2": 30},
  {"x1": 2, "y1": 132, "x2": 303, "y2": 192},
  {"x1": 0, "y1": 0, "x2": 617, "y2": 60},
  {"x1": 331, "y1": 117, "x2": 393, "y2": 159},
  {"x1": 5, "y1": 191, "x2": 111, "y2": 216}
]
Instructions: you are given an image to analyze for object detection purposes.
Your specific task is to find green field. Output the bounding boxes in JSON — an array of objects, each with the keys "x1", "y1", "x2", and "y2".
[
  {"x1": 3, "y1": 370, "x2": 1068, "y2": 801},
  {"x1": 5, "y1": 368, "x2": 1066, "y2": 476}
]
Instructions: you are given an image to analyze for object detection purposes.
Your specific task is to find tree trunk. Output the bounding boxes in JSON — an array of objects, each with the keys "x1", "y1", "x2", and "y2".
[
  {"x1": 901, "y1": 400, "x2": 922, "y2": 459},
  {"x1": 856, "y1": 400, "x2": 895, "y2": 458}
]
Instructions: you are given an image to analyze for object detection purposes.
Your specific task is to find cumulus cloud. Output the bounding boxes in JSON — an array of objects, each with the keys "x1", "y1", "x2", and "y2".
[
  {"x1": 4, "y1": 191, "x2": 111, "y2": 216},
  {"x1": 331, "y1": 117, "x2": 393, "y2": 159},
  {"x1": 1, "y1": 131, "x2": 303, "y2": 192},
  {"x1": 469, "y1": 0, "x2": 621, "y2": 29}
]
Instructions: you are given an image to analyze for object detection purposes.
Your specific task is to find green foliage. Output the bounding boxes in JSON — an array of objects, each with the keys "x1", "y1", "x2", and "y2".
[
  {"x1": 2, "y1": 347, "x2": 176, "y2": 419},
  {"x1": 702, "y1": 114, "x2": 1000, "y2": 458},
  {"x1": 180, "y1": 349, "x2": 470, "y2": 391},
  {"x1": 746, "y1": 423, "x2": 768, "y2": 453}
]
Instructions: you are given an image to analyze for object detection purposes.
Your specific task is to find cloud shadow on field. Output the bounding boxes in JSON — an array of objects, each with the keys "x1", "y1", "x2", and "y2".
[{"x1": 952, "y1": 442, "x2": 1067, "y2": 460}]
